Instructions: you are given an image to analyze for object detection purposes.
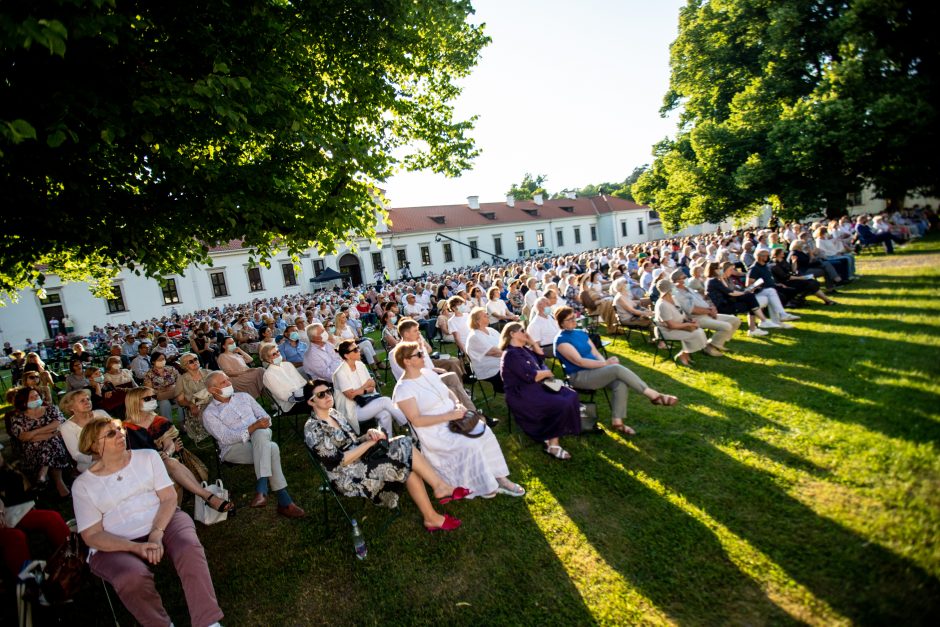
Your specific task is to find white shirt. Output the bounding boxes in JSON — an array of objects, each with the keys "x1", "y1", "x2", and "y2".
[
  {"x1": 59, "y1": 410, "x2": 111, "y2": 473},
  {"x1": 404, "y1": 301, "x2": 428, "y2": 320},
  {"x1": 449, "y1": 314, "x2": 471, "y2": 350},
  {"x1": 332, "y1": 360, "x2": 371, "y2": 424},
  {"x1": 526, "y1": 314, "x2": 560, "y2": 347},
  {"x1": 389, "y1": 340, "x2": 434, "y2": 381},
  {"x1": 73, "y1": 450, "x2": 172, "y2": 540},
  {"x1": 486, "y1": 298, "x2": 510, "y2": 318},
  {"x1": 263, "y1": 362, "x2": 308, "y2": 412},
  {"x1": 466, "y1": 327, "x2": 501, "y2": 380}
]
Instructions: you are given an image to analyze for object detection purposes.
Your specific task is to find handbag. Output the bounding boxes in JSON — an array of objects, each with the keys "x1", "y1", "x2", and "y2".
[
  {"x1": 448, "y1": 409, "x2": 486, "y2": 438},
  {"x1": 41, "y1": 533, "x2": 86, "y2": 604},
  {"x1": 353, "y1": 392, "x2": 383, "y2": 408},
  {"x1": 194, "y1": 480, "x2": 229, "y2": 525},
  {"x1": 179, "y1": 448, "x2": 210, "y2": 484},
  {"x1": 542, "y1": 377, "x2": 563, "y2": 393},
  {"x1": 361, "y1": 437, "x2": 390, "y2": 463}
]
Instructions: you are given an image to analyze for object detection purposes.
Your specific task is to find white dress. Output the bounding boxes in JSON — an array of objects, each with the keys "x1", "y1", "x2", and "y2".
[{"x1": 392, "y1": 370, "x2": 508, "y2": 498}]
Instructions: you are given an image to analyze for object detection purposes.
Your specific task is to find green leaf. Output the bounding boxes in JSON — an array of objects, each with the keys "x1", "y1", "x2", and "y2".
[{"x1": 47, "y1": 130, "x2": 67, "y2": 147}]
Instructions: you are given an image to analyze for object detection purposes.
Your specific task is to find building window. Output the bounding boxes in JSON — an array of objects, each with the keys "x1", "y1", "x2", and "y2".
[
  {"x1": 847, "y1": 191, "x2": 863, "y2": 206},
  {"x1": 210, "y1": 271, "x2": 228, "y2": 298},
  {"x1": 443, "y1": 243, "x2": 453, "y2": 263},
  {"x1": 637, "y1": 218, "x2": 644, "y2": 235},
  {"x1": 536, "y1": 231, "x2": 545, "y2": 247},
  {"x1": 247, "y1": 267, "x2": 264, "y2": 292},
  {"x1": 281, "y1": 263, "x2": 297, "y2": 287},
  {"x1": 493, "y1": 236, "x2": 503, "y2": 257},
  {"x1": 621, "y1": 221, "x2": 628, "y2": 237},
  {"x1": 106, "y1": 285, "x2": 127, "y2": 314},
  {"x1": 556, "y1": 229, "x2": 564, "y2": 247},
  {"x1": 590, "y1": 225, "x2": 597, "y2": 241},
  {"x1": 515, "y1": 233, "x2": 525, "y2": 252},
  {"x1": 313, "y1": 259, "x2": 325, "y2": 276},
  {"x1": 370, "y1": 252, "x2": 383, "y2": 275},
  {"x1": 469, "y1": 239, "x2": 479, "y2": 259},
  {"x1": 420, "y1": 245, "x2": 432, "y2": 266},
  {"x1": 574, "y1": 227, "x2": 581, "y2": 244},
  {"x1": 38, "y1": 292, "x2": 62, "y2": 305},
  {"x1": 162, "y1": 279, "x2": 181, "y2": 305},
  {"x1": 396, "y1": 248, "x2": 408, "y2": 269}
]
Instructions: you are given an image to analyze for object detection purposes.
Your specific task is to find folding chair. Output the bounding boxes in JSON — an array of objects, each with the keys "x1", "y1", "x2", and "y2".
[{"x1": 651, "y1": 322, "x2": 678, "y2": 366}]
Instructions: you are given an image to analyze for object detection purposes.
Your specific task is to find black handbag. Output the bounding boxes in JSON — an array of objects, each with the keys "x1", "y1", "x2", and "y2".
[
  {"x1": 361, "y1": 438, "x2": 390, "y2": 462},
  {"x1": 448, "y1": 409, "x2": 486, "y2": 438},
  {"x1": 353, "y1": 392, "x2": 382, "y2": 408}
]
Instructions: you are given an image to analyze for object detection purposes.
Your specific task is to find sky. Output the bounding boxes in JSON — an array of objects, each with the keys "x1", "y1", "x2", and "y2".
[{"x1": 383, "y1": 0, "x2": 687, "y2": 208}]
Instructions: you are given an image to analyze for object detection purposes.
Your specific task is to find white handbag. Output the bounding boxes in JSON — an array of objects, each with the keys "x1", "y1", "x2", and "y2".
[{"x1": 194, "y1": 479, "x2": 229, "y2": 525}]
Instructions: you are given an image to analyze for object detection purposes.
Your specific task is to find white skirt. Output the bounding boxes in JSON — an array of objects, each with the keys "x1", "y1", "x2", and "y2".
[{"x1": 413, "y1": 422, "x2": 508, "y2": 498}]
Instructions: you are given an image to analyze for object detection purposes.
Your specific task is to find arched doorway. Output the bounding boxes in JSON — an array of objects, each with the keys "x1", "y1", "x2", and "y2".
[{"x1": 337, "y1": 253, "x2": 362, "y2": 288}]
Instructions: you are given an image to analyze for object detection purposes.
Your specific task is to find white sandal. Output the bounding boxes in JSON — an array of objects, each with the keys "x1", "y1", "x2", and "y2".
[{"x1": 544, "y1": 445, "x2": 571, "y2": 460}]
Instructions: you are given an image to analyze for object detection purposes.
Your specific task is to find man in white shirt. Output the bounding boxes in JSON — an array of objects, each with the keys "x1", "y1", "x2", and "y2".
[
  {"x1": 202, "y1": 371, "x2": 305, "y2": 518},
  {"x1": 670, "y1": 270, "x2": 741, "y2": 351},
  {"x1": 526, "y1": 297, "x2": 561, "y2": 354}
]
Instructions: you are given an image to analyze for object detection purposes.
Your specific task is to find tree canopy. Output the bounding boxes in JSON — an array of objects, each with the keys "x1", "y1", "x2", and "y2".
[
  {"x1": 0, "y1": 0, "x2": 489, "y2": 302},
  {"x1": 566, "y1": 165, "x2": 648, "y2": 201},
  {"x1": 633, "y1": 0, "x2": 939, "y2": 230},
  {"x1": 506, "y1": 172, "x2": 550, "y2": 201}
]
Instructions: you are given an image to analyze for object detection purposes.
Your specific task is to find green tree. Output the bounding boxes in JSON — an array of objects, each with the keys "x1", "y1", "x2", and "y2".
[
  {"x1": 634, "y1": 0, "x2": 939, "y2": 228},
  {"x1": 0, "y1": 0, "x2": 489, "y2": 302},
  {"x1": 506, "y1": 173, "x2": 549, "y2": 200}
]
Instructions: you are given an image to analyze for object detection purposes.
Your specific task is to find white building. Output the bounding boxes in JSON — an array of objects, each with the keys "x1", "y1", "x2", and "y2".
[{"x1": 0, "y1": 195, "x2": 650, "y2": 348}]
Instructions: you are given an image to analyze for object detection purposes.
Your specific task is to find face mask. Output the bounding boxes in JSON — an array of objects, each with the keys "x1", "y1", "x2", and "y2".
[
  {"x1": 390, "y1": 315, "x2": 398, "y2": 324},
  {"x1": 290, "y1": 332, "x2": 300, "y2": 341},
  {"x1": 272, "y1": 356, "x2": 283, "y2": 366},
  {"x1": 95, "y1": 376, "x2": 104, "y2": 383},
  {"x1": 27, "y1": 398, "x2": 43, "y2": 409},
  {"x1": 460, "y1": 304, "x2": 470, "y2": 313},
  {"x1": 142, "y1": 400, "x2": 158, "y2": 412},
  {"x1": 219, "y1": 385, "x2": 234, "y2": 398},
  {"x1": 154, "y1": 361, "x2": 165, "y2": 369},
  {"x1": 110, "y1": 364, "x2": 120, "y2": 372},
  {"x1": 226, "y1": 344, "x2": 236, "y2": 352}
]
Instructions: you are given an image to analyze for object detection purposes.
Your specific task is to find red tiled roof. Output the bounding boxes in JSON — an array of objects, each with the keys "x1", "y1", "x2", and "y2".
[
  {"x1": 208, "y1": 239, "x2": 248, "y2": 253},
  {"x1": 385, "y1": 195, "x2": 646, "y2": 235}
]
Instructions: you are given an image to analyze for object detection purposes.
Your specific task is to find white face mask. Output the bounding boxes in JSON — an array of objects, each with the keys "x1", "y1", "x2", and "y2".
[
  {"x1": 272, "y1": 356, "x2": 283, "y2": 366},
  {"x1": 142, "y1": 399, "x2": 158, "y2": 412},
  {"x1": 27, "y1": 398, "x2": 43, "y2": 409},
  {"x1": 226, "y1": 344, "x2": 236, "y2": 352},
  {"x1": 219, "y1": 385, "x2": 234, "y2": 398}
]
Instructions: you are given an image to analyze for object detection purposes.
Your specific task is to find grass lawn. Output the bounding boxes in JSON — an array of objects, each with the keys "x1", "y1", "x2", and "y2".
[{"x1": 4, "y1": 236, "x2": 939, "y2": 625}]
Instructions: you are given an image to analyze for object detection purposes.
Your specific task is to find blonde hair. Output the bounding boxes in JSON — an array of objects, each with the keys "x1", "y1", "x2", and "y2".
[
  {"x1": 60, "y1": 389, "x2": 92, "y2": 415},
  {"x1": 498, "y1": 322, "x2": 523, "y2": 350},
  {"x1": 394, "y1": 341, "x2": 421, "y2": 369},
  {"x1": 124, "y1": 387, "x2": 155, "y2": 423},
  {"x1": 469, "y1": 307, "x2": 489, "y2": 330},
  {"x1": 78, "y1": 416, "x2": 120, "y2": 456}
]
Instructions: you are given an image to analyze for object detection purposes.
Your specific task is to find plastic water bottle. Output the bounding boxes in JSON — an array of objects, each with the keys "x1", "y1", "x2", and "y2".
[{"x1": 351, "y1": 519, "x2": 367, "y2": 560}]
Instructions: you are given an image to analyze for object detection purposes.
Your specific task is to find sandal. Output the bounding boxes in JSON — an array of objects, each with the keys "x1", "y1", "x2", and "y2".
[
  {"x1": 207, "y1": 494, "x2": 236, "y2": 513},
  {"x1": 650, "y1": 394, "x2": 678, "y2": 407},
  {"x1": 610, "y1": 422, "x2": 637, "y2": 435},
  {"x1": 438, "y1": 486, "x2": 472, "y2": 505},
  {"x1": 544, "y1": 445, "x2": 571, "y2": 461},
  {"x1": 496, "y1": 482, "x2": 526, "y2": 497}
]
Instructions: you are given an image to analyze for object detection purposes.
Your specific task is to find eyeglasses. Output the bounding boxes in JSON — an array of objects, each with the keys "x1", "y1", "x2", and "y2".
[
  {"x1": 98, "y1": 426, "x2": 126, "y2": 440},
  {"x1": 142, "y1": 395, "x2": 157, "y2": 402},
  {"x1": 411, "y1": 351, "x2": 425, "y2": 359},
  {"x1": 184, "y1": 359, "x2": 197, "y2": 366},
  {"x1": 561, "y1": 317, "x2": 576, "y2": 324},
  {"x1": 314, "y1": 389, "x2": 333, "y2": 399},
  {"x1": 27, "y1": 376, "x2": 39, "y2": 381}
]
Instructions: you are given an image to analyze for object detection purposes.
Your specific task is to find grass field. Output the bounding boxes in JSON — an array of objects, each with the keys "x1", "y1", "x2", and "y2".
[{"x1": 4, "y1": 237, "x2": 940, "y2": 626}]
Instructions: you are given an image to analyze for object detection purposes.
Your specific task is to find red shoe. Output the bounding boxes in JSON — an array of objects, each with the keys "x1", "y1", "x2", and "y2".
[
  {"x1": 424, "y1": 514, "x2": 461, "y2": 532},
  {"x1": 277, "y1": 503, "x2": 306, "y2": 519},
  {"x1": 438, "y1": 486, "x2": 472, "y2": 505}
]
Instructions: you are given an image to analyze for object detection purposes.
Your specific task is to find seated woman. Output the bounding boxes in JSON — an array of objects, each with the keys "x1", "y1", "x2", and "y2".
[
  {"x1": 174, "y1": 353, "x2": 215, "y2": 419},
  {"x1": 770, "y1": 248, "x2": 837, "y2": 305},
  {"x1": 789, "y1": 240, "x2": 840, "y2": 290},
  {"x1": 578, "y1": 274, "x2": 618, "y2": 330},
  {"x1": 123, "y1": 388, "x2": 233, "y2": 514},
  {"x1": 258, "y1": 325, "x2": 277, "y2": 353},
  {"x1": 59, "y1": 389, "x2": 111, "y2": 473},
  {"x1": 381, "y1": 310, "x2": 401, "y2": 350},
  {"x1": 66, "y1": 359, "x2": 90, "y2": 392},
  {"x1": 260, "y1": 343, "x2": 313, "y2": 414},
  {"x1": 499, "y1": 323, "x2": 580, "y2": 460},
  {"x1": 654, "y1": 278, "x2": 721, "y2": 366},
  {"x1": 465, "y1": 307, "x2": 505, "y2": 393},
  {"x1": 392, "y1": 342, "x2": 525, "y2": 498},
  {"x1": 434, "y1": 301, "x2": 456, "y2": 344},
  {"x1": 507, "y1": 279, "x2": 525, "y2": 315},
  {"x1": 104, "y1": 355, "x2": 137, "y2": 389},
  {"x1": 334, "y1": 311, "x2": 378, "y2": 366},
  {"x1": 485, "y1": 286, "x2": 518, "y2": 329},
  {"x1": 705, "y1": 261, "x2": 776, "y2": 337},
  {"x1": 468, "y1": 285, "x2": 487, "y2": 310},
  {"x1": 0, "y1": 456, "x2": 70, "y2": 580},
  {"x1": 392, "y1": 341, "x2": 525, "y2": 499},
  {"x1": 233, "y1": 316, "x2": 260, "y2": 354},
  {"x1": 610, "y1": 277, "x2": 653, "y2": 328},
  {"x1": 142, "y1": 352, "x2": 179, "y2": 423},
  {"x1": 22, "y1": 352, "x2": 56, "y2": 390},
  {"x1": 304, "y1": 380, "x2": 463, "y2": 532},
  {"x1": 8, "y1": 387, "x2": 72, "y2": 497},
  {"x1": 333, "y1": 340, "x2": 407, "y2": 436},
  {"x1": 217, "y1": 336, "x2": 265, "y2": 398},
  {"x1": 72, "y1": 417, "x2": 225, "y2": 627},
  {"x1": 71, "y1": 342, "x2": 93, "y2": 364},
  {"x1": 21, "y1": 371, "x2": 54, "y2": 406}
]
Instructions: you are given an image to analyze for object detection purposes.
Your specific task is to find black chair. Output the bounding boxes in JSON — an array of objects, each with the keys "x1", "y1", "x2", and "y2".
[{"x1": 651, "y1": 322, "x2": 678, "y2": 366}]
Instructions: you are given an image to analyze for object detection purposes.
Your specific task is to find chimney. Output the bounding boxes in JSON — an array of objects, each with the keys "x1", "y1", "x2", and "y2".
[
  {"x1": 565, "y1": 190, "x2": 577, "y2": 200},
  {"x1": 467, "y1": 195, "x2": 480, "y2": 210},
  {"x1": 506, "y1": 195, "x2": 515, "y2": 208},
  {"x1": 533, "y1": 193, "x2": 544, "y2": 206}
]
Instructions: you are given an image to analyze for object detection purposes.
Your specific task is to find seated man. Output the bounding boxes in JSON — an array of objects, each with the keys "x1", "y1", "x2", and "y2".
[
  {"x1": 553, "y1": 306, "x2": 677, "y2": 436},
  {"x1": 526, "y1": 297, "x2": 561, "y2": 356},
  {"x1": 302, "y1": 323, "x2": 343, "y2": 382},
  {"x1": 856, "y1": 215, "x2": 903, "y2": 254},
  {"x1": 261, "y1": 344, "x2": 313, "y2": 414},
  {"x1": 202, "y1": 371, "x2": 305, "y2": 518},
  {"x1": 129, "y1": 342, "x2": 152, "y2": 383},
  {"x1": 389, "y1": 319, "x2": 475, "y2": 411},
  {"x1": 151, "y1": 335, "x2": 180, "y2": 366},
  {"x1": 277, "y1": 325, "x2": 308, "y2": 374},
  {"x1": 402, "y1": 293, "x2": 436, "y2": 342},
  {"x1": 670, "y1": 269, "x2": 741, "y2": 352}
]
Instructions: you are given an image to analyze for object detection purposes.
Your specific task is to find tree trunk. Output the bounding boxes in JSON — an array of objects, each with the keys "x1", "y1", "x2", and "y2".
[{"x1": 825, "y1": 194, "x2": 848, "y2": 220}]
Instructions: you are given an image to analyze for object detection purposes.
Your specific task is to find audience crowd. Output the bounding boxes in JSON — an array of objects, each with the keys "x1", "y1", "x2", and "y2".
[{"x1": 1, "y1": 207, "x2": 928, "y2": 625}]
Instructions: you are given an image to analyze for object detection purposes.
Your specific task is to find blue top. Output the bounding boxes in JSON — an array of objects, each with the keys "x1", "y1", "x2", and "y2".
[
  {"x1": 553, "y1": 329, "x2": 593, "y2": 376},
  {"x1": 278, "y1": 339, "x2": 308, "y2": 365}
]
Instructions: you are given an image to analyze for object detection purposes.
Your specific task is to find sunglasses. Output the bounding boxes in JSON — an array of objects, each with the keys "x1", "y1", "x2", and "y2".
[
  {"x1": 314, "y1": 389, "x2": 333, "y2": 399},
  {"x1": 99, "y1": 426, "x2": 126, "y2": 440},
  {"x1": 142, "y1": 395, "x2": 157, "y2": 402},
  {"x1": 346, "y1": 347, "x2": 361, "y2": 354},
  {"x1": 412, "y1": 351, "x2": 425, "y2": 359},
  {"x1": 27, "y1": 376, "x2": 40, "y2": 381},
  {"x1": 184, "y1": 359, "x2": 198, "y2": 365}
]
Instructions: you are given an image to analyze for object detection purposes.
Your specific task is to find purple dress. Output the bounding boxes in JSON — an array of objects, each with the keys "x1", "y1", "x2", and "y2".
[{"x1": 500, "y1": 346, "x2": 581, "y2": 441}]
